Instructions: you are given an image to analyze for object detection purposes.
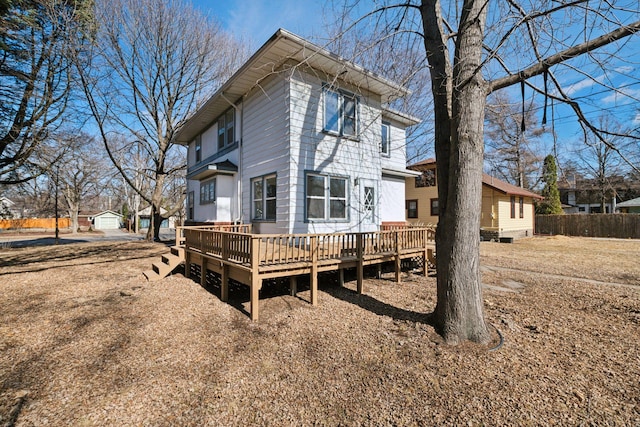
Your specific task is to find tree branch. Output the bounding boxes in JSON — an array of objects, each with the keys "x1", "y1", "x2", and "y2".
[{"x1": 488, "y1": 20, "x2": 640, "y2": 93}]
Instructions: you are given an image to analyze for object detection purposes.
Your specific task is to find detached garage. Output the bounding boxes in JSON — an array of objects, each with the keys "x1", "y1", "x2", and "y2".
[{"x1": 92, "y1": 210, "x2": 123, "y2": 230}]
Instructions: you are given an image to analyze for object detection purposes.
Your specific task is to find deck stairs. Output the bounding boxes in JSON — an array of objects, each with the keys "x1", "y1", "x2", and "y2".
[{"x1": 143, "y1": 246, "x2": 185, "y2": 281}]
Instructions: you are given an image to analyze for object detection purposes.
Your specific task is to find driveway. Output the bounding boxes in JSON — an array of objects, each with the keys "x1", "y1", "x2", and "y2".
[{"x1": 0, "y1": 229, "x2": 176, "y2": 248}]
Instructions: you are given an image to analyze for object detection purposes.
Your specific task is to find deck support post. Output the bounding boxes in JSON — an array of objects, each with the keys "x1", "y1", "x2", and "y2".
[
  {"x1": 221, "y1": 263, "x2": 229, "y2": 302},
  {"x1": 289, "y1": 276, "x2": 297, "y2": 296},
  {"x1": 310, "y1": 236, "x2": 318, "y2": 305},
  {"x1": 200, "y1": 258, "x2": 207, "y2": 286},
  {"x1": 221, "y1": 233, "x2": 229, "y2": 301},
  {"x1": 250, "y1": 276, "x2": 261, "y2": 321},
  {"x1": 356, "y1": 233, "x2": 364, "y2": 294},
  {"x1": 184, "y1": 251, "x2": 191, "y2": 279},
  {"x1": 395, "y1": 231, "x2": 401, "y2": 283},
  {"x1": 339, "y1": 268, "x2": 344, "y2": 287},
  {"x1": 250, "y1": 237, "x2": 261, "y2": 321}
]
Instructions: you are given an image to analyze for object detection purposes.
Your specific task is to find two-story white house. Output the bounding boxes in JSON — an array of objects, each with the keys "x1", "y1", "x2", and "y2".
[{"x1": 175, "y1": 29, "x2": 420, "y2": 234}]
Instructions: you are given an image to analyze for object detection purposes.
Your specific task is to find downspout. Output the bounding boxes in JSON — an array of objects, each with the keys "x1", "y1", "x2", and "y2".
[{"x1": 220, "y1": 93, "x2": 243, "y2": 224}]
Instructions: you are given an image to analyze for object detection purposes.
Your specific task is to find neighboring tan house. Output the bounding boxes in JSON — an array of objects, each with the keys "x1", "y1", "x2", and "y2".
[
  {"x1": 175, "y1": 29, "x2": 419, "y2": 234},
  {"x1": 617, "y1": 197, "x2": 640, "y2": 213},
  {"x1": 405, "y1": 159, "x2": 543, "y2": 240}
]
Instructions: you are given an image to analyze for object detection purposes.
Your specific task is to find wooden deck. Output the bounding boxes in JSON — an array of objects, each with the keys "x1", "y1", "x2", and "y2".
[{"x1": 178, "y1": 225, "x2": 435, "y2": 321}]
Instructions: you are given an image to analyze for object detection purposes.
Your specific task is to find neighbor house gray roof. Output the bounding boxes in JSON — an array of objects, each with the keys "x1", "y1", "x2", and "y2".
[
  {"x1": 174, "y1": 28, "x2": 415, "y2": 144},
  {"x1": 617, "y1": 197, "x2": 640, "y2": 207}
]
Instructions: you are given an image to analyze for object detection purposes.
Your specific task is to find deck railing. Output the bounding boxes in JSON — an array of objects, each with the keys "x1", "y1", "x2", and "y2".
[{"x1": 182, "y1": 227, "x2": 435, "y2": 268}]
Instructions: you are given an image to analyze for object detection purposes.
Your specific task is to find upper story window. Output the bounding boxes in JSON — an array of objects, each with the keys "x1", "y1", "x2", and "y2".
[
  {"x1": 323, "y1": 86, "x2": 358, "y2": 138},
  {"x1": 217, "y1": 108, "x2": 235, "y2": 150},
  {"x1": 200, "y1": 179, "x2": 216, "y2": 205},
  {"x1": 381, "y1": 122, "x2": 390, "y2": 155},
  {"x1": 252, "y1": 174, "x2": 277, "y2": 221},
  {"x1": 195, "y1": 135, "x2": 202, "y2": 162}
]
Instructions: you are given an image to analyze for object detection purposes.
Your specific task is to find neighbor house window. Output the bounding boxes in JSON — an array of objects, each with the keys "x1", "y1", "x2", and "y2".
[
  {"x1": 510, "y1": 196, "x2": 516, "y2": 219},
  {"x1": 323, "y1": 86, "x2": 358, "y2": 137},
  {"x1": 519, "y1": 197, "x2": 524, "y2": 218},
  {"x1": 406, "y1": 199, "x2": 418, "y2": 219},
  {"x1": 217, "y1": 108, "x2": 235, "y2": 150},
  {"x1": 187, "y1": 191, "x2": 194, "y2": 220},
  {"x1": 306, "y1": 173, "x2": 348, "y2": 221},
  {"x1": 200, "y1": 179, "x2": 216, "y2": 204},
  {"x1": 252, "y1": 174, "x2": 277, "y2": 221},
  {"x1": 415, "y1": 169, "x2": 436, "y2": 187},
  {"x1": 381, "y1": 122, "x2": 390, "y2": 155},
  {"x1": 430, "y1": 198, "x2": 439, "y2": 216},
  {"x1": 195, "y1": 135, "x2": 201, "y2": 162}
]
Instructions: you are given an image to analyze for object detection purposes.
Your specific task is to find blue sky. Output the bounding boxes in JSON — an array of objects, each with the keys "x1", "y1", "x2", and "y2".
[
  {"x1": 194, "y1": 0, "x2": 327, "y2": 49},
  {"x1": 193, "y1": 1, "x2": 639, "y2": 167}
]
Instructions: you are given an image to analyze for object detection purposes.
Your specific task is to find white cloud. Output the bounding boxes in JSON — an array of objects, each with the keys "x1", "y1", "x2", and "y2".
[
  {"x1": 563, "y1": 75, "x2": 604, "y2": 96},
  {"x1": 601, "y1": 88, "x2": 640, "y2": 104}
]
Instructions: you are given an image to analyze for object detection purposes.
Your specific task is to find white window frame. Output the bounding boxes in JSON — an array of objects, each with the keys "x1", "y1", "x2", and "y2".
[
  {"x1": 305, "y1": 172, "x2": 349, "y2": 222},
  {"x1": 251, "y1": 174, "x2": 277, "y2": 221},
  {"x1": 195, "y1": 134, "x2": 201, "y2": 162},
  {"x1": 381, "y1": 122, "x2": 390, "y2": 155},
  {"x1": 200, "y1": 178, "x2": 216, "y2": 205},
  {"x1": 217, "y1": 108, "x2": 235, "y2": 150},
  {"x1": 322, "y1": 85, "x2": 358, "y2": 138}
]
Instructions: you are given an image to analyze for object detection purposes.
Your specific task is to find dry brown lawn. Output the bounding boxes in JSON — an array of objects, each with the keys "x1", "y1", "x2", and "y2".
[{"x1": 1, "y1": 236, "x2": 639, "y2": 426}]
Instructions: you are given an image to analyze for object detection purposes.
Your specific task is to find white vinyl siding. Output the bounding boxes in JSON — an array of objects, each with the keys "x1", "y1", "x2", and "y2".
[{"x1": 241, "y1": 75, "x2": 289, "y2": 233}]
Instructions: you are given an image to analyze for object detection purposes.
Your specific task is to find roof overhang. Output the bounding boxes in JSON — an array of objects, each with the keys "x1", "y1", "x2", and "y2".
[
  {"x1": 175, "y1": 29, "x2": 412, "y2": 145},
  {"x1": 382, "y1": 108, "x2": 421, "y2": 127},
  {"x1": 187, "y1": 160, "x2": 238, "y2": 181},
  {"x1": 382, "y1": 167, "x2": 422, "y2": 178}
]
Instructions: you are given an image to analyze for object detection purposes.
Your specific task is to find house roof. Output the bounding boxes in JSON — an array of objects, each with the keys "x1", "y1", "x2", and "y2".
[
  {"x1": 617, "y1": 197, "x2": 640, "y2": 208},
  {"x1": 482, "y1": 174, "x2": 543, "y2": 199},
  {"x1": 175, "y1": 28, "x2": 413, "y2": 145},
  {"x1": 186, "y1": 159, "x2": 238, "y2": 181},
  {"x1": 407, "y1": 159, "x2": 544, "y2": 199},
  {"x1": 92, "y1": 210, "x2": 123, "y2": 218}
]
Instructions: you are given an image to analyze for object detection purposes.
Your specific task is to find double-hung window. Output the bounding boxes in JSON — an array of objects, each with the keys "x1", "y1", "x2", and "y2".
[
  {"x1": 252, "y1": 174, "x2": 277, "y2": 221},
  {"x1": 200, "y1": 179, "x2": 216, "y2": 205},
  {"x1": 217, "y1": 108, "x2": 235, "y2": 150},
  {"x1": 195, "y1": 135, "x2": 202, "y2": 162},
  {"x1": 323, "y1": 86, "x2": 358, "y2": 138},
  {"x1": 406, "y1": 200, "x2": 418, "y2": 219},
  {"x1": 187, "y1": 191, "x2": 194, "y2": 220},
  {"x1": 306, "y1": 173, "x2": 348, "y2": 221},
  {"x1": 381, "y1": 122, "x2": 390, "y2": 155}
]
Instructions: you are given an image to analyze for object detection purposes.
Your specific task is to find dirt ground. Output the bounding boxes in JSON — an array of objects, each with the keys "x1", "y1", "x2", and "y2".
[{"x1": 1, "y1": 236, "x2": 639, "y2": 426}]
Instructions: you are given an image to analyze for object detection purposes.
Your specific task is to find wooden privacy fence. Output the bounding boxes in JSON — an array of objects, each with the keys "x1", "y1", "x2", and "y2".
[
  {"x1": 536, "y1": 214, "x2": 640, "y2": 239},
  {"x1": 0, "y1": 218, "x2": 70, "y2": 230},
  {"x1": 180, "y1": 227, "x2": 436, "y2": 321}
]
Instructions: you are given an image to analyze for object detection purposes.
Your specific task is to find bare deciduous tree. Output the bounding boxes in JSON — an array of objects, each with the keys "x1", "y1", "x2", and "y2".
[
  {"x1": 76, "y1": 0, "x2": 246, "y2": 240},
  {"x1": 333, "y1": 0, "x2": 640, "y2": 343},
  {"x1": 54, "y1": 133, "x2": 108, "y2": 234},
  {"x1": 0, "y1": 0, "x2": 93, "y2": 184},
  {"x1": 485, "y1": 91, "x2": 546, "y2": 188}
]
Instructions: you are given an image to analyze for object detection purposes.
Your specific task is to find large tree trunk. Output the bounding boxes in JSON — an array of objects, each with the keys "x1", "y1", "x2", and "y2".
[{"x1": 421, "y1": 0, "x2": 490, "y2": 344}]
